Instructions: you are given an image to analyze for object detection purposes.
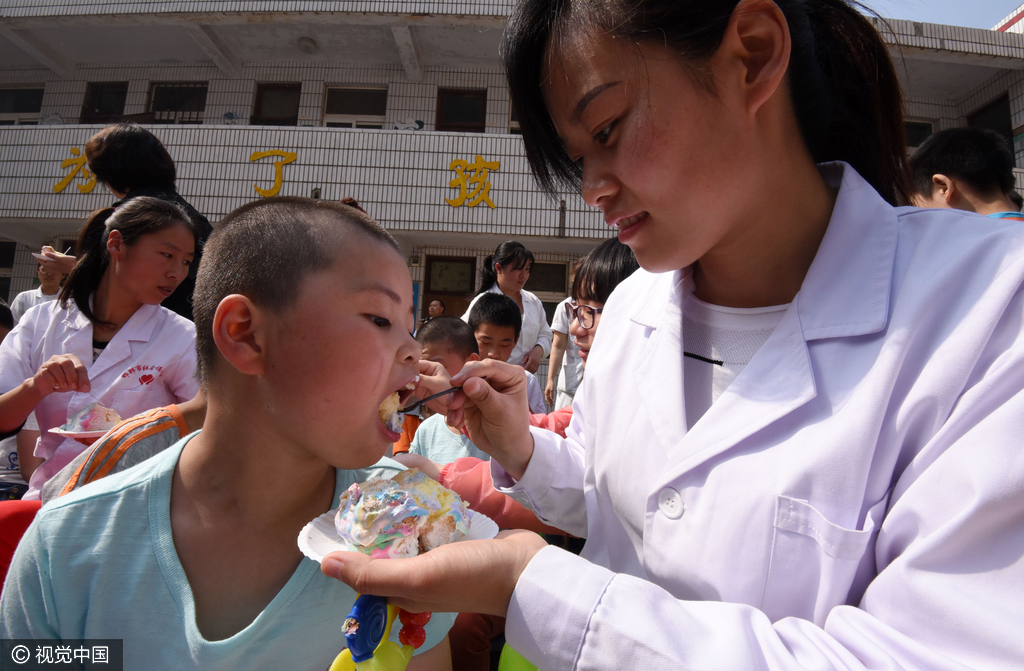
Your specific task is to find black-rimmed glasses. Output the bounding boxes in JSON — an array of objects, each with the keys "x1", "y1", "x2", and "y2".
[{"x1": 565, "y1": 301, "x2": 603, "y2": 330}]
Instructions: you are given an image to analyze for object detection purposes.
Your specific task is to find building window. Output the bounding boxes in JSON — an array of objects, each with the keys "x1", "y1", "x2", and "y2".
[
  {"x1": 524, "y1": 261, "x2": 569, "y2": 319},
  {"x1": 905, "y1": 120, "x2": 933, "y2": 149},
  {"x1": 508, "y1": 101, "x2": 521, "y2": 135},
  {"x1": 969, "y1": 93, "x2": 1014, "y2": 166},
  {"x1": 251, "y1": 83, "x2": 301, "y2": 126},
  {"x1": 80, "y1": 82, "x2": 128, "y2": 124},
  {"x1": 148, "y1": 82, "x2": 207, "y2": 124},
  {"x1": 0, "y1": 240, "x2": 15, "y2": 303},
  {"x1": 324, "y1": 87, "x2": 387, "y2": 128},
  {"x1": 0, "y1": 87, "x2": 44, "y2": 125},
  {"x1": 436, "y1": 89, "x2": 486, "y2": 133}
]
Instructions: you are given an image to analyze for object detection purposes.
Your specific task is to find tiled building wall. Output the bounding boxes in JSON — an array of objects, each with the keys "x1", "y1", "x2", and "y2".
[
  {"x1": 0, "y1": 124, "x2": 600, "y2": 235},
  {"x1": 9, "y1": 61, "x2": 514, "y2": 132},
  {"x1": 0, "y1": 0, "x2": 516, "y2": 18}
]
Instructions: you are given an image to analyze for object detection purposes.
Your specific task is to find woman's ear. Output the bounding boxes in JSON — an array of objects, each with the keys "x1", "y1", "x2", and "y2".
[
  {"x1": 106, "y1": 229, "x2": 124, "y2": 260},
  {"x1": 211, "y1": 294, "x2": 266, "y2": 376},
  {"x1": 718, "y1": 0, "x2": 791, "y2": 119}
]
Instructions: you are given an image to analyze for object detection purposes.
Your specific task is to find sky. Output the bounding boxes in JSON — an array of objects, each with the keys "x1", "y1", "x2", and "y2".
[{"x1": 866, "y1": 0, "x2": 1022, "y2": 30}]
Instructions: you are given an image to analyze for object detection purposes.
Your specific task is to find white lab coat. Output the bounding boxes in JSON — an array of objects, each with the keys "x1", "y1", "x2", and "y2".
[
  {"x1": 463, "y1": 285, "x2": 553, "y2": 365},
  {"x1": 0, "y1": 300, "x2": 198, "y2": 500},
  {"x1": 494, "y1": 163, "x2": 1024, "y2": 670}
]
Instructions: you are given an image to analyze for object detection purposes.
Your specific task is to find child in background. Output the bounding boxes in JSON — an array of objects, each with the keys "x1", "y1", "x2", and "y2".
[
  {"x1": 467, "y1": 293, "x2": 547, "y2": 413},
  {"x1": 10, "y1": 261, "x2": 65, "y2": 324},
  {"x1": 1, "y1": 198, "x2": 454, "y2": 669},
  {"x1": 393, "y1": 317, "x2": 480, "y2": 462}
]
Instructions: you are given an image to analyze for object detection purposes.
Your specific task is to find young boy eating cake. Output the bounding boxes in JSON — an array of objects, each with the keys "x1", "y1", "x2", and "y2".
[{"x1": 0, "y1": 198, "x2": 454, "y2": 669}]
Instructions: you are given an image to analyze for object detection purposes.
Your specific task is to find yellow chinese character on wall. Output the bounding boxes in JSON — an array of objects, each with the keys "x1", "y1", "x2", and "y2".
[
  {"x1": 52, "y1": 147, "x2": 97, "y2": 194},
  {"x1": 446, "y1": 155, "x2": 500, "y2": 209},
  {"x1": 250, "y1": 149, "x2": 298, "y2": 197}
]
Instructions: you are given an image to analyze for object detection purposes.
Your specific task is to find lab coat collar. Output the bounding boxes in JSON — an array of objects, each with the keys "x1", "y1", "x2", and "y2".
[
  {"x1": 626, "y1": 163, "x2": 896, "y2": 471},
  {"x1": 796, "y1": 162, "x2": 896, "y2": 341},
  {"x1": 627, "y1": 162, "x2": 896, "y2": 340},
  {"x1": 61, "y1": 300, "x2": 163, "y2": 376}
]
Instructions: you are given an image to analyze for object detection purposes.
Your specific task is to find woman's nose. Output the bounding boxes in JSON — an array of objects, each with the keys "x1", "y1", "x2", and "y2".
[{"x1": 580, "y1": 156, "x2": 619, "y2": 209}]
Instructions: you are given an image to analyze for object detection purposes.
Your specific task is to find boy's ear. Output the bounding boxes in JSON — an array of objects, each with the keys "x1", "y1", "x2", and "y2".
[
  {"x1": 211, "y1": 294, "x2": 266, "y2": 376},
  {"x1": 466, "y1": 353, "x2": 480, "y2": 363}
]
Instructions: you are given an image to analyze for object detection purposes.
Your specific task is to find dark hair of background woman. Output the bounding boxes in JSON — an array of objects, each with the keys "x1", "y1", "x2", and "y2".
[
  {"x1": 502, "y1": 0, "x2": 911, "y2": 207},
  {"x1": 59, "y1": 197, "x2": 198, "y2": 328},
  {"x1": 572, "y1": 237, "x2": 640, "y2": 304},
  {"x1": 477, "y1": 241, "x2": 536, "y2": 295},
  {"x1": 85, "y1": 122, "x2": 177, "y2": 195}
]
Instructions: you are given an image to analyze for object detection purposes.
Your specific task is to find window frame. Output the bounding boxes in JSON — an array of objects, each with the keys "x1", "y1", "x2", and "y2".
[
  {"x1": 0, "y1": 86, "x2": 44, "y2": 125},
  {"x1": 79, "y1": 81, "x2": 128, "y2": 124},
  {"x1": 251, "y1": 82, "x2": 302, "y2": 127},
  {"x1": 147, "y1": 81, "x2": 209, "y2": 125},
  {"x1": 435, "y1": 88, "x2": 487, "y2": 133},
  {"x1": 323, "y1": 86, "x2": 388, "y2": 129}
]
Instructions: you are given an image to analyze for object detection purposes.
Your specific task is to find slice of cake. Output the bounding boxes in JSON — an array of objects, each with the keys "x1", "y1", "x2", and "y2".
[
  {"x1": 335, "y1": 468, "x2": 470, "y2": 558},
  {"x1": 62, "y1": 403, "x2": 121, "y2": 433}
]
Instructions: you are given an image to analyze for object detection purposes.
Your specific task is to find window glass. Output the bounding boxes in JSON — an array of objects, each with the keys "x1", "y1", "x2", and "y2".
[
  {"x1": 0, "y1": 88, "x2": 43, "y2": 114},
  {"x1": 252, "y1": 84, "x2": 301, "y2": 126},
  {"x1": 436, "y1": 89, "x2": 486, "y2": 132},
  {"x1": 149, "y1": 83, "x2": 207, "y2": 124},
  {"x1": 325, "y1": 88, "x2": 387, "y2": 116},
  {"x1": 80, "y1": 82, "x2": 128, "y2": 124},
  {"x1": 524, "y1": 262, "x2": 568, "y2": 294},
  {"x1": 905, "y1": 121, "x2": 933, "y2": 149}
]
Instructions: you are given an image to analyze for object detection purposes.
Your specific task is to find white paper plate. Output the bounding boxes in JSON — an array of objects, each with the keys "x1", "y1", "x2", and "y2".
[
  {"x1": 298, "y1": 508, "x2": 498, "y2": 563},
  {"x1": 50, "y1": 428, "x2": 111, "y2": 439}
]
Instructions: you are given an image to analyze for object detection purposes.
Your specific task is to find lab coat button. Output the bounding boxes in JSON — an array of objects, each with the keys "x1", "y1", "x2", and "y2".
[{"x1": 657, "y1": 488, "x2": 683, "y2": 519}]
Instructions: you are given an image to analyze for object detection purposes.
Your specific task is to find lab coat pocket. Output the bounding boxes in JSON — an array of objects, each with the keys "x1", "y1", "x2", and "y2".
[{"x1": 760, "y1": 495, "x2": 885, "y2": 625}]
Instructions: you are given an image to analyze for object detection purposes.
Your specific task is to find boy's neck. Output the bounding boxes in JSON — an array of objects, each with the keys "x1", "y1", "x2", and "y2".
[{"x1": 176, "y1": 393, "x2": 337, "y2": 526}]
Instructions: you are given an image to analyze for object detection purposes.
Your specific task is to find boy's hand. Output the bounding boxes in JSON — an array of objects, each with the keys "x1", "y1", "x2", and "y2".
[
  {"x1": 521, "y1": 345, "x2": 543, "y2": 374},
  {"x1": 447, "y1": 360, "x2": 533, "y2": 480},
  {"x1": 320, "y1": 530, "x2": 547, "y2": 616}
]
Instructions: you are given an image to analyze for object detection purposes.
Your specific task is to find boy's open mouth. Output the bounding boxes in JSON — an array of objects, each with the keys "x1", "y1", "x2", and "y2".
[{"x1": 378, "y1": 381, "x2": 417, "y2": 435}]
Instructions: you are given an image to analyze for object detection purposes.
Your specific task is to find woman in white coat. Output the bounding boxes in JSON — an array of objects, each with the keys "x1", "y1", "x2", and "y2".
[
  {"x1": 462, "y1": 241, "x2": 553, "y2": 374},
  {"x1": 322, "y1": 0, "x2": 1024, "y2": 669},
  {"x1": 0, "y1": 197, "x2": 199, "y2": 500}
]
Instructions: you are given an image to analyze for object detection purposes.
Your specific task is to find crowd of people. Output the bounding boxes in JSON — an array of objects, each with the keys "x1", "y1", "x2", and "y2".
[{"x1": 2, "y1": 0, "x2": 1024, "y2": 668}]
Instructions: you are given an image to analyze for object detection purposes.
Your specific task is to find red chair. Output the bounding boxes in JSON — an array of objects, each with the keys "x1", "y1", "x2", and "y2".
[{"x1": 0, "y1": 499, "x2": 42, "y2": 587}]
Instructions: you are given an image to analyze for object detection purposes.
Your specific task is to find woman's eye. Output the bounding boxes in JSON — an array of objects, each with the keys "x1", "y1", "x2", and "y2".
[
  {"x1": 594, "y1": 121, "x2": 617, "y2": 144},
  {"x1": 370, "y1": 315, "x2": 391, "y2": 328}
]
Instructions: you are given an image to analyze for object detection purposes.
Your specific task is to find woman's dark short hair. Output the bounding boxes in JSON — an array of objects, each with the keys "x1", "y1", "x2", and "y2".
[
  {"x1": 572, "y1": 237, "x2": 639, "y2": 304},
  {"x1": 85, "y1": 122, "x2": 177, "y2": 194},
  {"x1": 503, "y1": 0, "x2": 911, "y2": 206},
  {"x1": 192, "y1": 197, "x2": 400, "y2": 387}
]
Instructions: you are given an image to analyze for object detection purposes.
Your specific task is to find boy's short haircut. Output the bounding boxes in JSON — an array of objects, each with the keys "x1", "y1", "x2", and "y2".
[
  {"x1": 193, "y1": 196, "x2": 399, "y2": 385},
  {"x1": 909, "y1": 127, "x2": 1016, "y2": 199},
  {"x1": 417, "y1": 316, "x2": 478, "y2": 358},
  {"x1": 468, "y1": 293, "x2": 521, "y2": 342}
]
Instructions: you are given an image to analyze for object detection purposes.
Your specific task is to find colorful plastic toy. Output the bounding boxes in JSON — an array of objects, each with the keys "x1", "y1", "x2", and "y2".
[{"x1": 328, "y1": 594, "x2": 432, "y2": 671}]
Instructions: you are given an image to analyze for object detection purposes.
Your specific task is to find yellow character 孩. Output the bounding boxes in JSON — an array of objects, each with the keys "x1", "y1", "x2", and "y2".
[{"x1": 446, "y1": 155, "x2": 500, "y2": 209}]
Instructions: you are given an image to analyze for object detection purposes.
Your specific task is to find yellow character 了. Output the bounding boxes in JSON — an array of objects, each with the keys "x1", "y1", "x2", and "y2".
[{"x1": 250, "y1": 149, "x2": 298, "y2": 197}]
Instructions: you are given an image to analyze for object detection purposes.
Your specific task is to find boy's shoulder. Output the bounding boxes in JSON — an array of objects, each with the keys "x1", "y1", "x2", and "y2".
[{"x1": 37, "y1": 435, "x2": 184, "y2": 525}]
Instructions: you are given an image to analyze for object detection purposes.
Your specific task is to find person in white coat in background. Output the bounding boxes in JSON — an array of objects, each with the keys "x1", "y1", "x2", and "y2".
[
  {"x1": 0, "y1": 197, "x2": 199, "y2": 500},
  {"x1": 462, "y1": 241, "x2": 553, "y2": 374},
  {"x1": 320, "y1": 0, "x2": 1024, "y2": 669}
]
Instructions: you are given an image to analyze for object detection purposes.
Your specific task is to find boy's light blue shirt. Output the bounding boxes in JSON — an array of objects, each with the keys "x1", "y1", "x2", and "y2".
[
  {"x1": 409, "y1": 414, "x2": 491, "y2": 464},
  {"x1": 0, "y1": 433, "x2": 455, "y2": 669}
]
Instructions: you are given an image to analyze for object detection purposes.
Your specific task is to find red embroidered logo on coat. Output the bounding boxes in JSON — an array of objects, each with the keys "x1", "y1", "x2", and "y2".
[{"x1": 139, "y1": 374, "x2": 154, "y2": 385}]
